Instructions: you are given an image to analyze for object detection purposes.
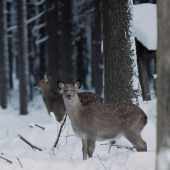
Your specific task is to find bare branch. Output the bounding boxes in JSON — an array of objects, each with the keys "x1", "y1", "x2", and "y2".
[
  {"x1": 35, "y1": 124, "x2": 45, "y2": 130},
  {"x1": 32, "y1": 22, "x2": 46, "y2": 31},
  {"x1": 17, "y1": 157, "x2": 23, "y2": 168},
  {"x1": 100, "y1": 142, "x2": 135, "y2": 151},
  {"x1": 7, "y1": 11, "x2": 45, "y2": 32},
  {"x1": 18, "y1": 134, "x2": 43, "y2": 151},
  {"x1": 27, "y1": 0, "x2": 45, "y2": 6},
  {"x1": 97, "y1": 154, "x2": 106, "y2": 170},
  {"x1": 0, "y1": 156, "x2": 12, "y2": 164},
  {"x1": 35, "y1": 36, "x2": 49, "y2": 45},
  {"x1": 26, "y1": 11, "x2": 45, "y2": 25},
  {"x1": 53, "y1": 114, "x2": 67, "y2": 148}
]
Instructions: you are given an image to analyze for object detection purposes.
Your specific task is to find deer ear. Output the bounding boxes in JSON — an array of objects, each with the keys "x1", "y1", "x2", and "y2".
[
  {"x1": 57, "y1": 81, "x2": 65, "y2": 90},
  {"x1": 74, "y1": 80, "x2": 81, "y2": 89},
  {"x1": 44, "y1": 73, "x2": 48, "y2": 79},
  {"x1": 48, "y1": 76, "x2": 52, "y2": 83}
]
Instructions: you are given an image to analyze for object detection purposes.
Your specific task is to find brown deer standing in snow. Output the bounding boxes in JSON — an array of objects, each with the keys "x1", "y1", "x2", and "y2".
[
  {"x1": 57, "y1": 80, "x2": 147, "y2": 160},
  {"x1": 34, "y1": 74, "x2": 103, "y2": 122}
]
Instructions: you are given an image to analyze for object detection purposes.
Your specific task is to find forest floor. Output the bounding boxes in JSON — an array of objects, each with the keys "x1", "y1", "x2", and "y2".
[{"x1": 0, "y1": 87, "x2": 157, "y2": 170}]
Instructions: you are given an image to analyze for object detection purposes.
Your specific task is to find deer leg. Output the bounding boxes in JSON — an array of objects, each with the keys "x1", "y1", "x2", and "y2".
[
  {"x1": 87, "y1": 137, "x2": 96, "y2": 158},
  {"x1": 124, "y1": 132, "x2": 147, "y2": 152},
  {"x1": 82, "y1": 139, "x2": 88, "y2": 160}
]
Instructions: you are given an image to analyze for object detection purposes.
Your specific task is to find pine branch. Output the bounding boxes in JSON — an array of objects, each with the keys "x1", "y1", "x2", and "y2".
[
  {"x1": 18, "y1": 134, "x2": 43, "y2": 151},
  {"x1": 0, "y1": 156, "x2": 12, "y2": 164},
  {"x1": 53, "y1": 114, "x2": 67, "y2": 148}
]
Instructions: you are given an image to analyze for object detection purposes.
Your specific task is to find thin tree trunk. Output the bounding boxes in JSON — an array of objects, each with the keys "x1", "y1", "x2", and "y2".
[
  {"x1": 156, "y1": 1, "x2": 170, "y2": 169},
  {"x1": 0, "y1": 0, "x2": 9, "y2": 109},
  {"x1": 103, "y1": 0, "x2": 141, "y2": 105},
  {"x1": 17, "y1": 0, "x2": 29, "y2": 115}
]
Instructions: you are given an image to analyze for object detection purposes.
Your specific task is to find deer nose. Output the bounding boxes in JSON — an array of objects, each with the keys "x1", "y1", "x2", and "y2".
[
  {"x1": 34, "y1": 84, "x2": 36, "y2": 87},
  {"x1": 67, "y1": 95, "x2": 71, "y2": 99}
]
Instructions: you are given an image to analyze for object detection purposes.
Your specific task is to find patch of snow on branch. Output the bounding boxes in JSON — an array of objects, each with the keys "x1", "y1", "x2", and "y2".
[{"x1": 133, "y1": 4, "x2": 157, "y2": 50}]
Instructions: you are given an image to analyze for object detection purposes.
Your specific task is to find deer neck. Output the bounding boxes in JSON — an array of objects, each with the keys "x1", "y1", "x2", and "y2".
[
  {"x1": 64, "y1": 94, "x2": 83, "y2": 121},
  {"x1": 42, "y1": 86, "x2": 56, "y2": 99}
]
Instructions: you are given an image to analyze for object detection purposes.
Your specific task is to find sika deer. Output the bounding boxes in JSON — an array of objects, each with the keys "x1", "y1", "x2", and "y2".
[
  {"x1": 57, "y1": 80, "x2": 147, "y2": 160},
  {"x1": 34, "y1": 74, "x2": 103, "y2": 122}
]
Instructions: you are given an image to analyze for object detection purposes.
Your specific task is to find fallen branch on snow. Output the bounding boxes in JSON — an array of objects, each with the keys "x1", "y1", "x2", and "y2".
[
  {"x1": 100, "y1": 142, "x2": 135, "y2": 151},
  {"x1": 35, "y1": 124, "x2": 45, "y2": 130},
  {"x1": 29, "y1": 123, "x2": 45, "y2": 130},
  {"x1": 113, "y1": 144, "x2": 135, "y2": 151},
  {"x1": 53, "y1": 113, "x2": 67, "y2": 148},
  {"x1": 17, "y1": 157, "x2": 23, "y2": 168},
  {"x1": 18, "y1": 134, "x2": 43, "y2": 151},
  {"x1": 0, "y1": 156, "x2": 12, "y2": 164}
]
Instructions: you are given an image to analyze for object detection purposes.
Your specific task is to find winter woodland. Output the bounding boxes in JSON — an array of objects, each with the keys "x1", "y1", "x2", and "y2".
[{"x1": 0, "y1": 0, "x2": 170, "y2": 170}]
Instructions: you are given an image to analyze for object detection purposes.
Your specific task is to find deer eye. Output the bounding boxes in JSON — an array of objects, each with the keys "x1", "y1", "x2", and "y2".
[
  {"x1": 73, "y1": 90, "x2": 75, "y2": 92},
  {"x1": 64, "y1": 90, "x2": 66, "y2": 92}
]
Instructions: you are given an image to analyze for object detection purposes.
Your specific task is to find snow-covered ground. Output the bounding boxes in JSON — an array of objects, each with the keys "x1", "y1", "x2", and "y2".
[
  {"x1": 0, "y1": 87, "x2": 157, "y2": 170},
  {"x1": 134, "y1": 4, "x2": 157, "y2": 50}
]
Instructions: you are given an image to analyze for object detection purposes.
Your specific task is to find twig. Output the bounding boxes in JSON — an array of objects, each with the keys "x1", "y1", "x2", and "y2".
[
  {"x1": 109, "y1": 141, "x2": 116, "y2": 153},
  {"x1": 65, "y1": 120, "x2": 70, "y2": 146},
  {"x1": 100, "y1": 142, "x2": 135, "y2": 151},
  {"x1": 97, "y1": 154, "x2": 106, "y2": 170},
  {"x1": 35, "y1": 124, "x2": 45, "y2": 130},
  {"x1": 113, "y1": 144, "x2": 135, "y2": 151},
  {"x1": 0, "y1": 156, "x2": 12, "y2": 164},
  {"x1": 17, "y1": 157, "x2": 23, "y2": 168},
  {"x1": 53, "y1": 114, "x2": 67, "y2": 148},
  {"x1": 18, "y1": 134, "x2": 43, "y2": 151},
  {"x1": 29, "y1": 126, "x2": 33, "y2": 128}
]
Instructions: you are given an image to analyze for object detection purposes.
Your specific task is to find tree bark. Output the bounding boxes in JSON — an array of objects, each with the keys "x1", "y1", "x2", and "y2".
[
  {"x1": 103, "y1": 0, "x2": 141, "y2": 105},
  {"x1": 46, "y1": 0, "x2": 62, "y2": 92},
  {"x1": 17, "y1": 0, "x2": 29, "y2": 115},
  {"x1": 0, "y1": 0, "x2": 9, "y2": 109},
  {"x1": 60, "y1": 0, "x2": 75, "y2": 83},
  {"x1": 156, "y1": 1, "x2": 170, "y2": 169},
  {"x1": 92, "y1": 0, "x2": 103, "y2": 96}
]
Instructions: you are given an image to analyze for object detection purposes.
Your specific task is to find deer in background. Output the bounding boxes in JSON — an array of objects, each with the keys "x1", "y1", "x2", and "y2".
[
  {"x1": 34, "y1": 74, "x2": 103, "y2": 122},
  {"x1": 57, "y1": 80, "x2": 147, "y2": 160}
]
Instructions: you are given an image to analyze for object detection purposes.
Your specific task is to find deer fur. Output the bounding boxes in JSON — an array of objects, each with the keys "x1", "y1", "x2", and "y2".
[
  {"x1": 34, "y1": 74, "x2": 103, "y2": 122},
  {"x1": 57, "y1": 80, "x2": 147, "y2": 160}
]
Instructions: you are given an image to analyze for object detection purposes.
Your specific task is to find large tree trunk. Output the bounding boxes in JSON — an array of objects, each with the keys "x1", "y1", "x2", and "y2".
[
  {"x1": 156, "y1": 1, "x2": 170, "y2": 169},
  {"x1": 92, "y1": 0, "x2": 103, "y2": 96},
  {"x1": 103, "y1": 0, "x2": 141, "y2": 105},
  {"x1": 60, "y1": 0, "x2": 75, "y2": 83},
  {"x1": 17, "y1": 0, "x2": 29, "y2": 115},
  {"x1": 46, "y1": 0, "x2": 62, "y2": 92},
  {"x1": 0, "y1": 0, "x2": 9, "y2": 109}
]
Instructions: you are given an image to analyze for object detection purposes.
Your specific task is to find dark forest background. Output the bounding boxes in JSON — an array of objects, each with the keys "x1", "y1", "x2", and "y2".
[{"x1": 0, "y1": 0, "x2": 156, "y2": 114}]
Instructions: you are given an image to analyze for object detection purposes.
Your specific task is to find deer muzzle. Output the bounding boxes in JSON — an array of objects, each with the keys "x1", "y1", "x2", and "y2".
[{"x1": 67, "y1": 95, "x2": 72, "y2": 100}]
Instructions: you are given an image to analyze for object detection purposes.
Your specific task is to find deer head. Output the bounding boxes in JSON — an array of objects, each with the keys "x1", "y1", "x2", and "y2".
[
  {"x1": 34, "y1": 73, "x2": 53, "y2": 90},
  {"x1": 57, "y1": 80, "x2": 81, "y2": 104}
]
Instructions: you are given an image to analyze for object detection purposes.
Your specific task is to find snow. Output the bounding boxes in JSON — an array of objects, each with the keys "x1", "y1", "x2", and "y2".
[
  {"x1": 0, "y1": 88, "x2": 157, "y2": 170},
  {"x1": 133, "y1": 4, "x2": 157, "y2": 50}
]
